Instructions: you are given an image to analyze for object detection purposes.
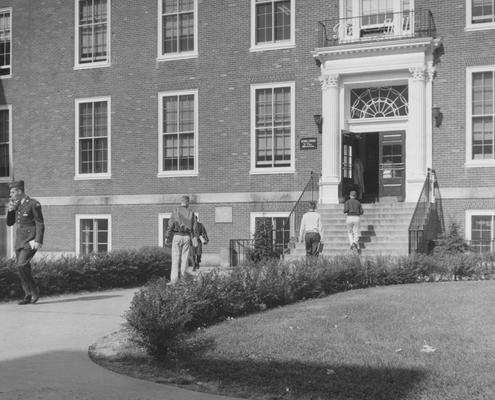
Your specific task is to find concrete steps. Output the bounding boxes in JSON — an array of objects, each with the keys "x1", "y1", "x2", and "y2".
[{"x1": 288, "y1": 202, "x2": 415, "y2": 258}]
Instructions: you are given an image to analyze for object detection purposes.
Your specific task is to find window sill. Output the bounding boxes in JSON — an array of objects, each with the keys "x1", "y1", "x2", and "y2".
[
  {"x1": 74, "y1": 173, "x2": 112, "y2": 180},
  {"x1": 74, "y1": 62, "x2": 111, "y2": 70},
  {"x1": 465, "y1": 22, "x2": 495, "y2": 32},
  {"x1": 250, "y1": 167, "x2": 295, "y2": 175},
  {"x1": 0, "y1": 74, "x2": 11, "y2": 79},
  {"x1": 157, "y1": 171, "x2": 198, "y2": 178},
  {"x1": 0, "y1": 176, "x2": 12, "y2": 182},
  {"x1": 249, "y1": 42, "x2": 295, "y2": 52},
  {"x1": 157, "y1": 52, "x2": 198, "y2": 62},
  {"x1": 465, "y1": 160, "x2": 495, "y2": 168}
]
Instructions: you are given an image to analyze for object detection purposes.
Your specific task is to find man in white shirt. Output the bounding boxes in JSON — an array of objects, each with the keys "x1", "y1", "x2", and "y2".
[{"x1": 298, "y1": 201, "x2": 323, "y2": 256}]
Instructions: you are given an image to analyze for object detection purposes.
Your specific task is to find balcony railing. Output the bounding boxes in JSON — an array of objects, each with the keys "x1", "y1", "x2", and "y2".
[{"x1": 318, "y1": 9, "x2": 436, "y2": 48}]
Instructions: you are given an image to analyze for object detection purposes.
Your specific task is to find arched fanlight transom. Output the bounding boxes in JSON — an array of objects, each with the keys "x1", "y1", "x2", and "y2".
[{"x1": 350, "y1": 86, "x2": 408, "y2": 119}]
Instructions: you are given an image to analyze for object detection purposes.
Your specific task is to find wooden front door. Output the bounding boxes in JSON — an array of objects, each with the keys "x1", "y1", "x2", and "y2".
[{"x1": 379, "y1": 131, "x2": 405, "y2": 200}]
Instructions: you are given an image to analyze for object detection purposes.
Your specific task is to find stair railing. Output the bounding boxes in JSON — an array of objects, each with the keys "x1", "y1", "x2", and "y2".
[{"x1": 408, "y1": 168, "x2": 443, "y2": 253}]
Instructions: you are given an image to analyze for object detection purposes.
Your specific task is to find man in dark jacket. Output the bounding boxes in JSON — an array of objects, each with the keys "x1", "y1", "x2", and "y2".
[
  {"x1": 6, "y1": 180, "x2": 45, "y2": 304},
  {"x1": 344, "y1": 190, "x2": 363, "y2": 253}
]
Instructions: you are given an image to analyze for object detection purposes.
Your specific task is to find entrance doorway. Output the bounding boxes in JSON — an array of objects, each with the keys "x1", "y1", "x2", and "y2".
[{"x1": 341, "y1": 130, "x2": 405, "y2": 202}]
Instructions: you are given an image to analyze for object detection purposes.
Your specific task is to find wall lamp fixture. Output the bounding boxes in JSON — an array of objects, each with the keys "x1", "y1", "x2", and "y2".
[
  {"x1": 313, "y1": 114, "x2": 323, "y2": 134},
  {"x1": 432, "y1": 105, "x2": 443, "y2": 128}
]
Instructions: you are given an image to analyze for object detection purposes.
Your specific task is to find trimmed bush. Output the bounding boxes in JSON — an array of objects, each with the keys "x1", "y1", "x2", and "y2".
[
  {"x1": 126, "y1": 253, "x2": 495, "y2": 359},
  {"x1": 0, "y1": 246, "x2": 170, "y2": 301}
]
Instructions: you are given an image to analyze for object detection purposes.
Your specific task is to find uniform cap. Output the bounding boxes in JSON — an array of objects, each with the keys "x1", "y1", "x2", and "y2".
[
  {"x1": 8, "y1": 180, "x2": 24, "y2": 191},
  {"x1": 349, "y1": 190, "x2": 357, "y2": 197}
]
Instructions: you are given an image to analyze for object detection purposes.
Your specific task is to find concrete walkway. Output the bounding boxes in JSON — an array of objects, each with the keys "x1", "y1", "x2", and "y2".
[{"x1": 0, "y1": 289, "x2": 238, "y2": 400}]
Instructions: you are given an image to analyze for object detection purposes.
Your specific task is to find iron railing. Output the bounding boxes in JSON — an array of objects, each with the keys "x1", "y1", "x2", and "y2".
[
  {"x1": 318, "y1": 9, "x2": 436, "y2": 48},
  {"x1": 408, "y1": 168, "x2": 444, "y2": 254},
  {"x1": 229, "y1": 172, "x2": 319, "y2": 267}
]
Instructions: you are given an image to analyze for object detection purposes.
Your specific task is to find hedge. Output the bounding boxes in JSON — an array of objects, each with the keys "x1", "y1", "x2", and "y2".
[
  {"x1": 126, "y1": 252, "x2": 495, "y2": 359},
  {"x1": 0, "y1": 246, "x2": 171, "y2": 301}
]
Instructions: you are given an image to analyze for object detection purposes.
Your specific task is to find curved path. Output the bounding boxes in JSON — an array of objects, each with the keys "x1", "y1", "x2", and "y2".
[{"x1": 0, "y1": 289, "x2": 238, "y2": 400}]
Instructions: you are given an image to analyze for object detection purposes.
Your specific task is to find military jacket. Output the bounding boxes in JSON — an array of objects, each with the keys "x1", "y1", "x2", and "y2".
[{"x1": 6, "y1": 196, "x2": 45, "y2": 250}]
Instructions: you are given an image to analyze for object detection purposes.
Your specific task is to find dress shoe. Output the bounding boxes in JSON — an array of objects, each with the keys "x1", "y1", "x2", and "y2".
[
  {"x1": 18, "y1": 296, "x2": 32, "y2": 305},
  {"x1": 31, "y1": 288, "x2": 40, "y2": 304}
]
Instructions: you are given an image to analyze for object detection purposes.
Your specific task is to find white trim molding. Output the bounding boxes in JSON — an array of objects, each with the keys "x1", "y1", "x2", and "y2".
[
  {"x1": 75, "y1": 214, "x2": 112, "y2": 256},
  {"x1": 157, "y1": 89, "x2": 199, "y2": 177},
  {"x1": 74, "y1": 96, "x2": 112, "y2": 180},
  {"x1": 465, "y1": 0, "x2": 495, "y2": 31},
  {"x1": 158, "y1": 212, "x2": 171, "y2": 247},
  {"x1": 465, "y1": 65, "x2": 495, "y2": 168},
  {"x1": 465, "y1": 209, "x2": 495, "y2": 241},
  {"x1": 0, "y1": 104, "x2": 12, "y2": 182},
  {"x1": 157, "y1": 0, "x2": 198, "y2": 61},
  {"x1": 74, "y1": 0, "x2": 111, "y2": 70},
  {"x1": 250, "y1": 81, "x2": 296, "y2": 175},
  {"x1": 250, "y1": 0, "x2": 296, "y2": 52}
]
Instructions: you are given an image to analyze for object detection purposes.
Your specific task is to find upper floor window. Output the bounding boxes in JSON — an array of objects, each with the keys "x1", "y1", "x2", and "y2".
[
  {"x1": 158, "y1": 90, "x2": 198, "y2": 176},
  {"x1": 0, "y1": 9, "x2": 11, "y2": 77},
  {"x1": 466, "y1": 67, "x2": 495, "y2": 166},
  {"x1": 76, "y1": 214, "x2": 111, "y2": 255},
  {"x1": 75, "y1": 0, "x2": 110, "y2": 68},
  {"x1": 0, "y1": 106, "x2": 11, "y2": 180},
  {"x1": 251, "y1": 0, "x2": 295, "y2": 51},
  {"x1": 75, "y1": 97, "x2": 111, "y2": 179},
  {"x1": 158, "y1": 0, "x2": 198, "y2": 60},
  {"x1": 250, "y1": 82, "x2": 295, "y2": 174}
]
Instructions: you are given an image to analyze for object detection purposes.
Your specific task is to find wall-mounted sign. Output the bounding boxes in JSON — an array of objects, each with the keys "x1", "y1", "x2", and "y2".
[
  {"x1": 215, "y1": 206, "x2": 233, "y2": 223},
  {"x1": 300, "y1": 137, "x2": 317, "y2": 150}
]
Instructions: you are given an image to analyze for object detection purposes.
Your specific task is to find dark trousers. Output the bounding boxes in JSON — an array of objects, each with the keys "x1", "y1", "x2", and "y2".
[
  {"x1": 305, "y1": 232, "x2": 321, "y2": 256},
  {"x1": 15, "y1": 248, "x2": 38, "y2": 297}
]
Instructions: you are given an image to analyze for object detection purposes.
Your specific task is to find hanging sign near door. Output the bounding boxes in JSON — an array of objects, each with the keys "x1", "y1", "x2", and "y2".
[{"x1": 300, "y1": 137, "x2": 317, "y2": 150}]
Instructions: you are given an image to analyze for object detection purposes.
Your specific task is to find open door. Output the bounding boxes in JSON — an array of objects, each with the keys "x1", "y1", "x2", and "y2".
[
  {"x1": 341, "y1": 131, "x2": 355, "y2": 201},
  {"x1": 379, "y1": 131, "x2": 405, "y2": 200}
]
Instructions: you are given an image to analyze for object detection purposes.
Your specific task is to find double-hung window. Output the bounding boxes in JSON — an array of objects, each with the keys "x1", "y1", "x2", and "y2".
[
  {"x1": 158, "y1": 0, "x2": 198, "y2": 60},
  {"x1": 466, "y1": 67, "x2": 495, "y2": 166},
  {"x1": 0, "y1": 9, "x2": 11, "y2": 77},
  {"x1": 251, "y1": 82, "x2": 295, "y2": 173},
  {"x1": 75, "y1": 97, "x2": 111, "y2": 179},
  {"x1": 467, "y1": 0, "x2": 495, "y2": 29},
  {"x1": 466, "y1": 210, "x2": 495, "y2": 253},
  {"x1": 0, "y1": 106, "x2": 11, "y2": 180},
  {"x1": 251, "y1": 212, "x2": 291, "y2": 256},
  {"x1": 251, "y1": 0, "x2": 295, "y2": 51},
  {"x1": 158, "y1": 90, "x2": 198, "y2": 176},
  {"x1": 76, "y1": 215, "x2": 111, "y2": 255},
  {"x1": 75, "y1": 0, "x2": 110, "y2": 68}
]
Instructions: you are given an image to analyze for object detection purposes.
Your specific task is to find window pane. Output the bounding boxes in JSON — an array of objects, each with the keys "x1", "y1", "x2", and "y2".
[
  {"x1": 0, "y1": 11, "x2": 11, "y2": 75},
  {"x1": 471, "y1": 215, "x2": 493, "y2": 253},
  {"x1": 79, "y1": 101, "x2": 109, "y2": 174},
  {"x1": 78, "y1": 0, "x2": 107, "y2": 63},
  {"x1": 274, "y1": 1, "x2": 291, "y2": 41},
  {"x1": 163, "y1": 0, "x2": 178, "y2": 14},
  {"x1": 163, "y1": 15, "x2": 178, "y2": 53},
  {"x1": 163, "y1": 96, "x2": 178, "y2": 133},
  {"x1": 179, "y1": 13, "x2": 194, "y2": 52},
  {"x1": 256, "y1": 3, "x2": 272, "y2": 43}
]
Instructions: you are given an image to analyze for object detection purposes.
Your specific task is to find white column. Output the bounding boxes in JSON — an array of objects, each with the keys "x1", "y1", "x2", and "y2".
[
  {"x1": 406, "y1": 67, "x2": 427, "y2": 202},
  {"x1": 319, "y1": 74, "x2": 340, "y2": 204}
]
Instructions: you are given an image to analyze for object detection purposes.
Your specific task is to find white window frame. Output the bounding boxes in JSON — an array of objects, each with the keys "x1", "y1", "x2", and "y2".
[
  {"x1": 157, "y1": 89, "x2": 199, "y2": 177},
  {"x1": 158, "y1": 212, "x2": 171, "y2": 247},
  {"x1": 466, "y1": 0, "x2": 495, "y2": 31},
  {"x1": 0, "y1": 215, "x2": 14, "y2": 258},
  {"x1": 250, "y1": 0, "x2": 295, "y2": 52},
  {"x1": 250, "y1": 81, "x2": 295, "y2": 174},
  {"x1": 75, "y1": 214, "x2": 112, "y2": 256},
  {"x1": 465, "y1": 209, "x2": 495, "y2": 251},
  {"x1": 250, "y1": 211, "x2": 293, "y2": 252},
  {"x1": 74, "y1": 96, "x2": 112, "y2": 180},
  {"x1": 0, "y1": 8, "x2": 12, "y2": 79},
  {"x1": 0, "y1": 104, "x2": 12, "y2": 182},
  {"x1": 74, "y1": 0, "x2": 111, "y2": 70},
  {"x1": 157, "y1": 0, "x2": 198, "y2": 61},
  {"x1": 465, "y1": 66, "x2": 495, "y2": 167}
]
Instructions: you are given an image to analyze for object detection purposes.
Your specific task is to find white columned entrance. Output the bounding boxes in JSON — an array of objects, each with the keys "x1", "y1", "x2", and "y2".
[
  {"x1": 319, "y1": 74, "x2": 340, "y2": 204},
  {"x1": 406, "y1": 67, "x2": 427, "y2": 202}
]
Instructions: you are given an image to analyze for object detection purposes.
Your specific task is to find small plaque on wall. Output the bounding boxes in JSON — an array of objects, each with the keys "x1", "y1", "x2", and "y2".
[
  {"x1": 215, "y1": 206, "x2": 233, "y2": 223},
  {"x1": 300, "y1": 137, "x2": 317, "y2": 150}
]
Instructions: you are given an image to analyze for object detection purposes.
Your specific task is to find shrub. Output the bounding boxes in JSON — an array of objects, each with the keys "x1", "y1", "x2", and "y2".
[
  {"x1": 125, "y1": 252, "x2": 495, "y2": 359},
  {"x1": 0, "y1": 246, "x2": 171, "y2": 301}
]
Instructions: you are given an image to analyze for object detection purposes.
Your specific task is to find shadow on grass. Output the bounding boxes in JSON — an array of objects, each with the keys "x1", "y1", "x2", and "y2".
[
  {"x1": 38, "y1": 294, "x2": 123, "y2": 304},
  {"x1": 159, "y1": 338, "x2": 428, "y2": 400}
]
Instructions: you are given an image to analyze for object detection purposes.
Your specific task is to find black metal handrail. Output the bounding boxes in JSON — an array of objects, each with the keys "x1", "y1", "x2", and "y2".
[
  {"x1": 318, "y1": 9, "x2": 436, "y2": 48},
  {"x1": 408, "y1": 168, "x2": 443, "y2": 254}
]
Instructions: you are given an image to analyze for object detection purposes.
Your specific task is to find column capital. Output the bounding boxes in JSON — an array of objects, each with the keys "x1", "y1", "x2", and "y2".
[
  {"x1": 319, "y1": 74, "x2": 340, "y2": 90},
  {"x1": 409, "y1": 67, "x2": 426, "y2": 81}
]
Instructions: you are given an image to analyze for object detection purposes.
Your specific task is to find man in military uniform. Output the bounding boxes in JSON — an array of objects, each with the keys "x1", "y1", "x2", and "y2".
[{"x1": 6, "y1": 180, "x2": 45, "y2": 304}]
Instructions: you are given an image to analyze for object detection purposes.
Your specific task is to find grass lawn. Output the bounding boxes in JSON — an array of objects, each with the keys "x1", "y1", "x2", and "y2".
[{"x1": 96, "y1": 281, "x2": 495, "y2": 400}]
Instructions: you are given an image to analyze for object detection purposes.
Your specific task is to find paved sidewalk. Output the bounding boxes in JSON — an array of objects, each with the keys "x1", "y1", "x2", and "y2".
[{"x1": 0, "y1": 289, "x2": 239, "y2": 400}]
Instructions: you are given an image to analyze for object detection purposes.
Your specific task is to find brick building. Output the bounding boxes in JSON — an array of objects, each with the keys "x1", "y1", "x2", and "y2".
[{"x1": 0, "y1": 0, "x2": 494, "y2": 263}]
